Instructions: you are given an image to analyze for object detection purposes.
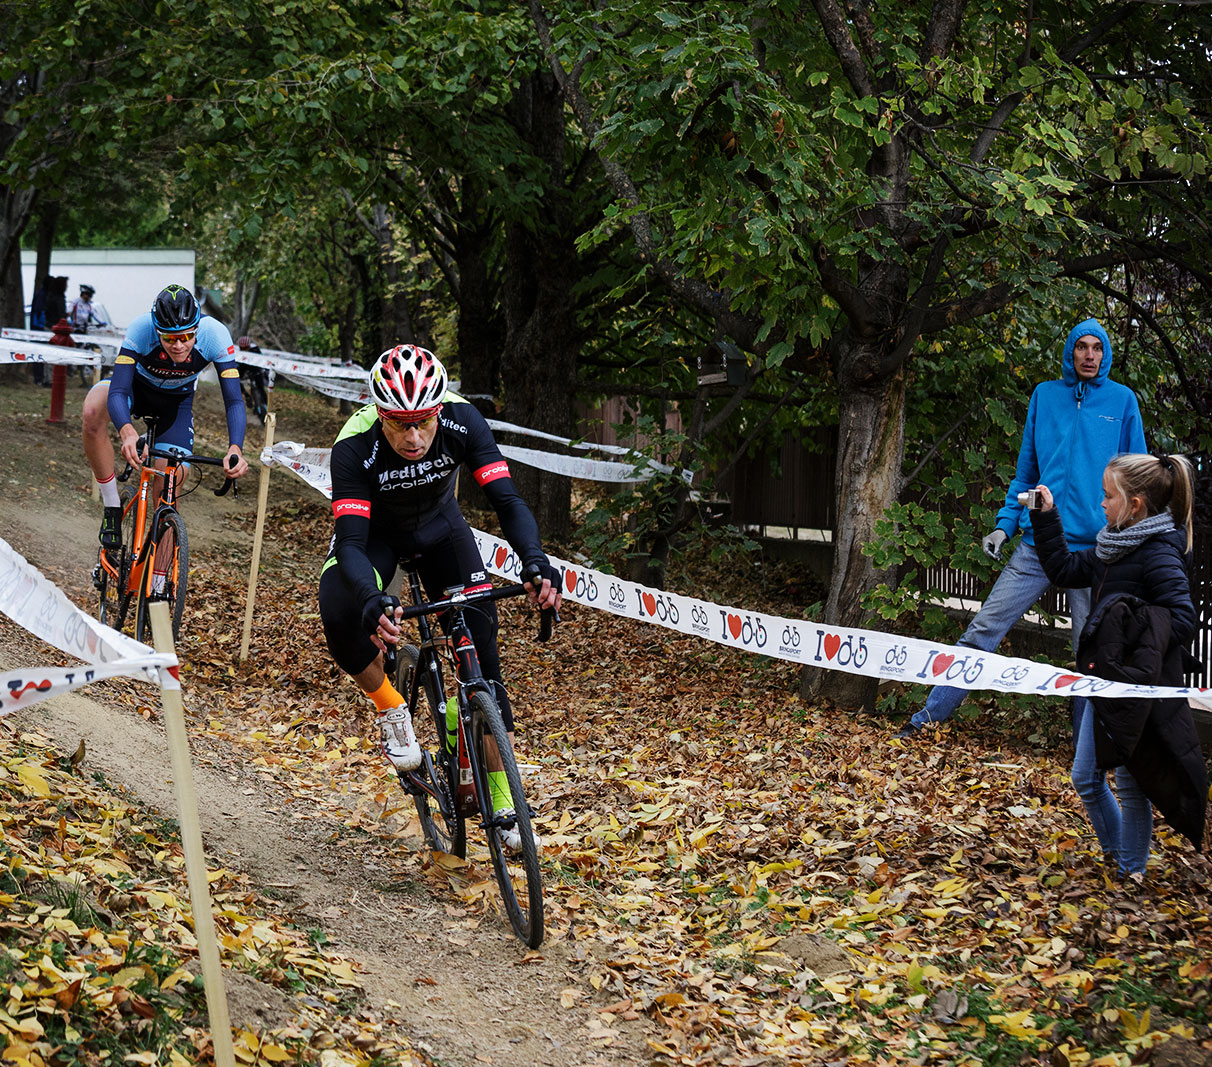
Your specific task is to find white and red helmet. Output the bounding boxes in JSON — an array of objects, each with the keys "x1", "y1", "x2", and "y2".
[{"x1": 369, "y1": 344, "x2": 448, "y2": 422}]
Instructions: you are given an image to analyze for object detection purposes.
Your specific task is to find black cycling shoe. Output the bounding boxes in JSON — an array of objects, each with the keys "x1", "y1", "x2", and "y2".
[{"x1": 98, "y1": 506, "x2": 123, "y2": 549}]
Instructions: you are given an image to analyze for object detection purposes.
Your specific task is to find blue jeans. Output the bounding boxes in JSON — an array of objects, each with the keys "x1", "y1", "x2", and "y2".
[
  {"x1": 1071, "y1": 700, "x2": 1152, "y2": 875},
  {"x1": 910, "y1": 541, "x2": 1091, "y2": 727}
]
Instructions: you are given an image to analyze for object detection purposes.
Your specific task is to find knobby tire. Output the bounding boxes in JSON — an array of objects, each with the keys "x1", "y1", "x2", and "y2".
[
  {"x1": 98, "y1": 490, "x2": 135, "y2": 631},
  {"x1": 469, "y1": 690, "x2": 543, "y2": 947},
  {"x1": 395, "y1": 645, "x2": 465, "y2": 858},
  {"x1": 135, "y1": 511, "x2": 188, "y2": 644}
]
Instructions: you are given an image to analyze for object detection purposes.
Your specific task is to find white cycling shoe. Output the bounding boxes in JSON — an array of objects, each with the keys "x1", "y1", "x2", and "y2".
[
  {"x1": 379, "y1": 706, "x2": 421, "y2": 771},
  {"x1": 494, "y1": 808, "x2": 540, "y2": 852}
]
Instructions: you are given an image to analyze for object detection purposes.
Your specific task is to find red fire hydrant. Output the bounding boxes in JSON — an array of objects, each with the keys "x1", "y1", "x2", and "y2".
[{"x1": 46, "y1": 318, "x2": 77, "y2": 425}]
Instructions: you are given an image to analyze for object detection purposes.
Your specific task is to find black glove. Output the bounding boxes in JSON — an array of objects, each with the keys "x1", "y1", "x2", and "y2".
[
  {"x1": 520, "y1": 561, "x2": 559, "y2": 589},
  {"x1": 362, "y1": 593, "x2": 401, "y2": 634}
]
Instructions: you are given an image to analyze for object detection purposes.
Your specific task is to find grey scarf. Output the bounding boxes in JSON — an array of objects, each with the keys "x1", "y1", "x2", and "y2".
[{"x1": 1094, "y1": 511, "x2": 1175, "y2": 562}]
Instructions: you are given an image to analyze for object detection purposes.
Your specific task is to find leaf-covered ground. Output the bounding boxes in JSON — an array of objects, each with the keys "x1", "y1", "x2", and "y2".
[{"x1": 1, "y1": 370, "x2": 1210, "y2": 1066}]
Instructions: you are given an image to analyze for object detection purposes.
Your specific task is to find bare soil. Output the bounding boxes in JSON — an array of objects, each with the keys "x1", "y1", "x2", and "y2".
[{"x1": 0, "y1": 368, "x2": 648, "y2": 1067}]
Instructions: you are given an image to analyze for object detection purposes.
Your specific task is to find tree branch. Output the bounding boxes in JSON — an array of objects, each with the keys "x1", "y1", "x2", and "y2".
[
  {"x1": 528, "y1": 0, "x2": 766, "y2": 351},
  {"x1": 810, "y1": 0, "x2": 874, "y2": 98},
  {"x1": 1077, "y1": 273, "x2": 1211, "y2": 418}
]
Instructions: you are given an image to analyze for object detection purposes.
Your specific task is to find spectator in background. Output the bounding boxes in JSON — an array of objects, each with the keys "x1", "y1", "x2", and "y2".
[
  {"x1": 235, "y1": 335, "x2": 271, "y2": 424},
  {"x1": 898, "y1": 318, "x2": 1148, "y2": 738},
  {"x1": 45, "y1": 277, "x2": 68, "y2": 328},
  {"x1": 1031, "y1": 454, "x2": 1202, "y2": 877},
  {"x1": 29, "y1": 277, "x2": 49, "y2": 385},
  {"x1": 29, "y1": 277, "x2": 48, "y2": 330},
  {"x1": 68, "y1": 284, "x2": 107, "y2": 333}
]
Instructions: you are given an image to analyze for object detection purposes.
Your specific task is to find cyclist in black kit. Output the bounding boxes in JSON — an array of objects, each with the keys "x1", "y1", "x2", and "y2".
[{"x1": 318, "y1": 344, "x2": 561, "y2": 849}]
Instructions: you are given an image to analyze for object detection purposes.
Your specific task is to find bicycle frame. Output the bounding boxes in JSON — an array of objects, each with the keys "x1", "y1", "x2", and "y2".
[
  {"x1": 388, "y1": 563, "x2": 555, "y2": 947},
  {"x1": 396, "y1": 569, "x2": 498, "y2": 825},
  {"x1": 94, "y1": 418, "x2": 235, "y2": 639}
]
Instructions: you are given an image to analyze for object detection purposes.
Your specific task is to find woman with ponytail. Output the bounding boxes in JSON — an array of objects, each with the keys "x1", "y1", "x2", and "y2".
[{"x1": 1028, "y1": 453, "x2": 1204, "y2": 879}]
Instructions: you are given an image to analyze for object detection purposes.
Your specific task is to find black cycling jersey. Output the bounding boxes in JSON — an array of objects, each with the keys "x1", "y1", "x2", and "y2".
[{"x1": 328, "y1": 397, "x2": 546, "y2": 608}]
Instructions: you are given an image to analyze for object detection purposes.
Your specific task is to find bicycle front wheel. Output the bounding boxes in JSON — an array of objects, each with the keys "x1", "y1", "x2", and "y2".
[
  {"x1": 135, "y1": 511, "x2": 188, "y2": 644},
  {"x1": 469, "y1": 690, "x2": 543, "y2": 947},
  {"x1": 98, "y1": 492, "x2": 135, "y2": 631},
  {"x1": 396, "y1": 645, "x2": 465, "y2": 857}
]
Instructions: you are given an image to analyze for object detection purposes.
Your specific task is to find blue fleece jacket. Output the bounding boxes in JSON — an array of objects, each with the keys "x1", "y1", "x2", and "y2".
[{"x1": 995, "y1": 318, "x2": 1146, "y2": 551}]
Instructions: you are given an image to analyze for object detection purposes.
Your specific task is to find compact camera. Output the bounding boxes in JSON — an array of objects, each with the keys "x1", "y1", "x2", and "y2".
[{"x1": 1017, "y1": 489, "x2": 1042, "y2": 509}]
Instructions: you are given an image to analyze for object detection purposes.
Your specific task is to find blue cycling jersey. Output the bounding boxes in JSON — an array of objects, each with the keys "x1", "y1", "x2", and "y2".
[
  {"x1": 107, "y1": 314, "x2": 246, "y2": 448},
  {"x1": 116, "y1": 314, "x2": 237, "y2": 392}
]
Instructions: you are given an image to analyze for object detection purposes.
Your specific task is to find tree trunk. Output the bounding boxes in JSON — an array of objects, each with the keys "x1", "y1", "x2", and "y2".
[
  {"x1": 34, "y1": 200, "x2": 58, "y2": 291},
  {"x1": 499, "y1": 72, "x2": 578, "y2": 539},
  {"x1": 372, "y1": 204, "x2": 415, "y2": 348},
  {"x1": 454, "y1": 177, "x2": 503, "y2": 408},
  {"x1": 0, "y1": 185, "x2": 36, "y2": 327},
  {"x1": 801, "y1": 342, "x2": 907, "y2": 709},
  {"x1": 0, "y1": 227, "x2": 26, "y2": 328}
]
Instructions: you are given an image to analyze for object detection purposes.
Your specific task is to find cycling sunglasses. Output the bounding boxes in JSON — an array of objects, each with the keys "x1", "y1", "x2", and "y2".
[
  {"x1": 379, "y1": 405, "x2": 441, "y2": 425},
  {"x1": 158, "y1": 330, "x2": 197, "y2": 344}
]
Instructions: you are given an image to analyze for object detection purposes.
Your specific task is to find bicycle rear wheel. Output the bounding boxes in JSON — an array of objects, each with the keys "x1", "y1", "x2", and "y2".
[
  {"x1": 396, "y1": 645, "x2": 465, "y2": 857},
  {"x1": 135, "y1": 511, "x2": 188, "y2": 644},
  {"x1": 97, "y1": 491, "x2": 135, "y2": 631},
  {"x1": 469, "y1": 690, "x2": 543, "y2": 947}
]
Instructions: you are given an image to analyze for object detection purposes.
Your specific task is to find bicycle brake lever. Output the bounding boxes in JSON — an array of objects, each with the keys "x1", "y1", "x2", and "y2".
[
  {"x1": 214, "y1": 455, "x2": 240, "y2": 497},
  {"x1": 538, "y1": 607, "x2": 558, "y2": 643}
]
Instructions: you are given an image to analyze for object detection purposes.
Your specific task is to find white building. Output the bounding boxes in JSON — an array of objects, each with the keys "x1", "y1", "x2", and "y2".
[{"x1": 21, "y1": 248, "x2": 195, "y2": 331}]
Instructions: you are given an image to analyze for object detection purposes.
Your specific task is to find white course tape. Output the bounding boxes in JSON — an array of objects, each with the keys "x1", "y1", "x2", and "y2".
[
  {"x1": 254, "y1": 440, "x2": 1209, "y2": 704},
  {"x1": 0, "y1": 537, "x2": 179, "y2": 717},
  {"x1": 498, "y1": 443, "x2": 668, "y2": 484},
  {"x1": 260, "y1": 442, "x2": 334, "y2": 498},
  {"x1": 2, "y1": 327, "x2": 122, "y2": 350},
  {"x1": 488, "y1": 419, "x2": 691, "y2": 484},
  {"x1": 0, "y1": 337, "x2": 107, "y2": 366},
  {"x1": 261, "y1": 436, "x2": 668, "y2": 487},
  {"x1": 236, "y1": 350, "x2": 369, "y2": 381},
  {"x1": 469, "y1": 531, "x2": 1210, "y2": 704}
]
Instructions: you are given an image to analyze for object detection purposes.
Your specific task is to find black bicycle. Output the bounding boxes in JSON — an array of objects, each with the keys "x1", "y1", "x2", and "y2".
[{"x1": 387, "y1": 562, "x2": 556, "y2": 947}]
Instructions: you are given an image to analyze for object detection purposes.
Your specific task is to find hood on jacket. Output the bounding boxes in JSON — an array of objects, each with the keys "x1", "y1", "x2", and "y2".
[{"x1": 1062, "y1": 318, "x2": 1113, "y2": 390}]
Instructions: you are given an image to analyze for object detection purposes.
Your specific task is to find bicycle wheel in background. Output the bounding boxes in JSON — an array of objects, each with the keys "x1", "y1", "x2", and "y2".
[
  {"x1": 468, "y1": 689, "x2": 543, "y2": 947},
  {"x1": 395, "y1": 645, "x2": 466, "y2": 857},
  {"x1": 97, "y1": 491, "x2": 135, "y2": 631},
  {"x1": 135, "y1": 511, "x2": 188, "y2": 644}
]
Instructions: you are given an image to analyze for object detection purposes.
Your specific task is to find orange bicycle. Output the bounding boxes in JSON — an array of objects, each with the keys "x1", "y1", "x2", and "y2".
[{"x1": 93, "y1": 417, "x2": 237, "y2": 643}]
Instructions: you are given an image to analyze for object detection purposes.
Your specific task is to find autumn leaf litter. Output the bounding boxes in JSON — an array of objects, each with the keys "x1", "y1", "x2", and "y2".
[{"x1": 0, "y1": 373, "x2": 1210, "y2": 1067}]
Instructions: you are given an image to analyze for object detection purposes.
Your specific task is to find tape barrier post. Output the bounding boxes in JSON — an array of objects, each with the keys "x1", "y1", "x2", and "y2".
[
  {"x1": 147, "y1": 601, "x2": 237, "y2": 1067},
  {"x1": 239, "y1": 413, "x2": 276, "y2": 662}
]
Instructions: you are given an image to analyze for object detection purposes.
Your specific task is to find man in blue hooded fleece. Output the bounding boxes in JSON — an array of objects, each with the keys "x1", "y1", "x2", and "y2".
[{"x1": 899, "y1": 318, "x2": 1147, "y2": 737}]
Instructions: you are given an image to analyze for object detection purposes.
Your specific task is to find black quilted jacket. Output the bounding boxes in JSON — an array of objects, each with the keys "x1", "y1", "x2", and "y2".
[
  {"x1": 1031, "y1": 506, "x2": 1196, "y2": 644},
  {"x1": 1032, "y1": 507, "x2": 1205, "y2": 850}
]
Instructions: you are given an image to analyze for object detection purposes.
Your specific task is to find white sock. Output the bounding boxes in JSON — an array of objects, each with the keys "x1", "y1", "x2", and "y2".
[{"x1": 98, "y1": 475, "x2": 120, "y2": 507}]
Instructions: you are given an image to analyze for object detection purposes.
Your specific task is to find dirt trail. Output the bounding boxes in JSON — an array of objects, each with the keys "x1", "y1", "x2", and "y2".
[{"x1": 0, "y1": 373, "x2": 648, "y2": 1067}]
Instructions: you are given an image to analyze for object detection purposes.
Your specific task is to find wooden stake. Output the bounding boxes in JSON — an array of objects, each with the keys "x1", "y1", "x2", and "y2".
[
  {"x1": 148, "y1": 601, "x2": 236, "y2": 1067},
  {"x1": 239, "y1": 413, "x2": 276, "y2": 662}
]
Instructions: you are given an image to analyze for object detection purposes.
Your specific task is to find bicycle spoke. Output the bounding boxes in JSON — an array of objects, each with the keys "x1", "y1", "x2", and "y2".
[
  {"x1": 135, "y1": 511, "x2": 188, "y2": 644},
  {"x1": 396, "y1": 645, "x2": 465, "y2": 858},
  {"x1": 469, "y1": 690, "x2": 543, "y2": 948}
]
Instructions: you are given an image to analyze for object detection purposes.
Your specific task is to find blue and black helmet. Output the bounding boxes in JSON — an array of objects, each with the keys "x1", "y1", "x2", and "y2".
[{"x1": 151, "y1": 285, "x2": 201, "y2": 332}]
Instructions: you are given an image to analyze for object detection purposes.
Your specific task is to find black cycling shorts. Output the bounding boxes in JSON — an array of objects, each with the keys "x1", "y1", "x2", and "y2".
[{"x1": 318, "y1": 507, "x2": 515, "y2": 728}]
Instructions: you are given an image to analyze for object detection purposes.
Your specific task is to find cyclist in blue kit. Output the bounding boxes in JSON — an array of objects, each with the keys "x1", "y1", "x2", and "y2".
[
  {"x1": 82, "y1": 285, "x2": 249, "y2": 549},
  {"x1": 318, "y1": 344, "x2": 561, "y2": 849}
]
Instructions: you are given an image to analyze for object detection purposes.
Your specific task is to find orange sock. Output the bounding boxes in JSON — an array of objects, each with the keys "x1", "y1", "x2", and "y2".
[{"x1": 367, "y1": 677, "x2": 404, "y2": 712}]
